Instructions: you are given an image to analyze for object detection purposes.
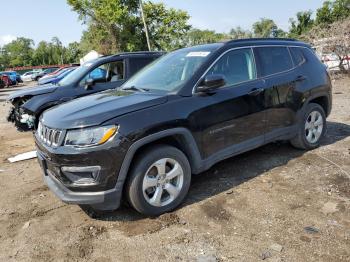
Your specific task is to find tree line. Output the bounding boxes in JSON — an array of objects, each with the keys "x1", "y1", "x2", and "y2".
[{"x1": 0, "y1": 0, "x2": 349, "y2": 70}]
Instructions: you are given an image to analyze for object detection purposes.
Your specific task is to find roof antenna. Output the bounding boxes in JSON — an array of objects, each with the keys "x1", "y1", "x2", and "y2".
[{"x1": 139, "y1": 0, "x2": 151, "y2": 51}]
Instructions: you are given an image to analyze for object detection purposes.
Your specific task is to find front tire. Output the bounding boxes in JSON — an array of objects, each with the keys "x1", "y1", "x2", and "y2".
[
  {"x1": 290, "y1": 103, "x2": 326, "y2": 150},
  {"x1": 126, "y1": 145, "x2": 191, "y2": 216}
]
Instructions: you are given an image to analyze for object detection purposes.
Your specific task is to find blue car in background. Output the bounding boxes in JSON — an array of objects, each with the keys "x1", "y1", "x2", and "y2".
[
  {"x1": 38, "y1": 67, "x2": 77, "y2": 85},
  {"x1": 0, "y1": 71, "x2": 19, "y2": 85}
]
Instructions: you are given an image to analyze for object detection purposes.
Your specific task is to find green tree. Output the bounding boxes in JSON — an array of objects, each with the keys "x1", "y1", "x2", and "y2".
[
  {"x1": 289, "y1": 11, "x2": 314, "y2": 38},
  {"x1": 252, "y1": 18, "x2": 285, "y2": 38},
  {"x1": 32, "y1": 41, "x2": 50, "y2": 65},
  {"x1": 316, "y1": 0, "x2": 350, "y2": 25},
  {"x1": 185, "y1": 29, "x2": 226, "y2": 46},
  {"x1": 51, "y1": 37, "x2": 65, "y2": 64},
  {"x1": 65, "y1": 42, "x2": 82, "y2": 63},
  {"x1": 67, "y1": 0, "x2": 141, "y2": 53},
  {"x1": 229, "y1": 26, "x2": 253, "y2": 39},
  {"x1": 142, "y1": 1, "x2": 191, "y2": 51},
  {"x1": 3, "y1": 37, "x2": 34, "y2": 67},
  {"x1": 79, "y1": 24, "x2": 112, "y2": 55},
  {"x1": 68, "y1": 0, "x2": 191, "y2": 53}
]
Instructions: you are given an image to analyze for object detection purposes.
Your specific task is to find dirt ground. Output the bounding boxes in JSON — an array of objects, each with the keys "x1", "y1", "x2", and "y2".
[{"x1": 0, "y1": 78, "x2": 349, "y2": 262}]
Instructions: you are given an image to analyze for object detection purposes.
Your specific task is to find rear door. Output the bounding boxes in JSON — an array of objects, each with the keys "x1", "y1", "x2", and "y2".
[
  {"x1": 194, "y1": 48, "x2": 267, "y2": 159},
  {"x1": 254, "y1": 46, "x2": 299, "y2": 140}
]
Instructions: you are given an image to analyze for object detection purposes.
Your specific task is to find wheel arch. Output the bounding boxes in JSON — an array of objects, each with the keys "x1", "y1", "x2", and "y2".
[
  {"x1": 113, "y1": 128, "x2": 202, "y2": 204},
  {"x1": 302, "y1": 93, "x2": 331, "y2": 117}
]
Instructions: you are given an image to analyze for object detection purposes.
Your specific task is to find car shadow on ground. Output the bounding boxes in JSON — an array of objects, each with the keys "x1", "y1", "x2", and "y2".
[{"x1": 84, "y1": 121, "x2": 350, "y2": 221}]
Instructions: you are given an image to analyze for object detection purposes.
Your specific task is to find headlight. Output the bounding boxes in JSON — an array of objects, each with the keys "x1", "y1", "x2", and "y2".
[{"x1": 64, "y1": 125, "x2": 118, "y2": 147}]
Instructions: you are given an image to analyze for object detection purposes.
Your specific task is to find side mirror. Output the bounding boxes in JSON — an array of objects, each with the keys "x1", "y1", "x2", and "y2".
[
  {"x1": 196, "y1": 74, "x2": 226, "y2": 93},
  {"x1": 85, "y1": 78, "x2": 94, "y2": 90}
]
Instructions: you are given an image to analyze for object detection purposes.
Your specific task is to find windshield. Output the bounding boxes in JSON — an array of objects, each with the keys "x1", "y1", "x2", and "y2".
[
  {"x1": 122, "y1": 44, "x2": 222, "y2": 92},
  {"x1": 58, "y1": 63, "x2": 92, "y2": 86}
]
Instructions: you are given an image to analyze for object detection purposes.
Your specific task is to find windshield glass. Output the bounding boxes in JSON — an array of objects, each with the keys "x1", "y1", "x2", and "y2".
[
  {"x1": 58, "y1": 62, "x2": 94, "y2": 86},
  {"x1": 122, "y1": 44, "x2": 223, "y2": 92}
]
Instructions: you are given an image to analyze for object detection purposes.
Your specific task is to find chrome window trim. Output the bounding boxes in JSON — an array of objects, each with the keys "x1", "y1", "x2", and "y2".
[{"x1": 192, "y1": 45, "x2": 309, "y2": 94}]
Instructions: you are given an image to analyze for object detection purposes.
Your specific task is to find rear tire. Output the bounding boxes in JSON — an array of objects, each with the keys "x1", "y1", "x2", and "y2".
[
  {"x1": 126, "y1": 145, "x2": 191, "y2": 216},
  {"x1": 290, "y1": 103, "x2": 326, "y2": 150}
]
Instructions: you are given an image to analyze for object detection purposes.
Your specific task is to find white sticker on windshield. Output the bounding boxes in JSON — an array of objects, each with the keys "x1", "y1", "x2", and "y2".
[{"x1": 186, "y1": 51, "x2": 210, "y2": 57}]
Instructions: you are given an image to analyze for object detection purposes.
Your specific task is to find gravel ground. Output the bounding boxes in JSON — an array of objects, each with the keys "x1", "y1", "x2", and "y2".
[{"x1": 0, "y1": 77, "x2": 349, "y2": 262}]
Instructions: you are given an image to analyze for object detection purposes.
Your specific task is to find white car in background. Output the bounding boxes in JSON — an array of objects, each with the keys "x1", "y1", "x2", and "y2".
[
  {"x1": 21, "y1": 70, "x2": 41, "y2": 82},
  {"x1": 21, "y1": 71, "x2": 36, "y2": 82},
  {"x1": 321, "y1": 53, "x2": 350, "y2": 71}
]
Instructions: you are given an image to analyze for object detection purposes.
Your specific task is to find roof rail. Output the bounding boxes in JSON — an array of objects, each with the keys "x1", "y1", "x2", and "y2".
[{"x1": 226, "y1": 38, "x2": 298, "y2": 44}]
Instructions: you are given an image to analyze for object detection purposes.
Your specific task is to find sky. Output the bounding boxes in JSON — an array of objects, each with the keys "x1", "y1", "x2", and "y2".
[{"x1": 0, "y1": 0, "x2": 325, "y2": 47}]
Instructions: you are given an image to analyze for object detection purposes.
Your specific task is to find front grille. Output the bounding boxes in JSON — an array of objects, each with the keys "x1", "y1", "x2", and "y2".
[{"x1": 37, "y1": 121, "x2": 63, "y2": 147}]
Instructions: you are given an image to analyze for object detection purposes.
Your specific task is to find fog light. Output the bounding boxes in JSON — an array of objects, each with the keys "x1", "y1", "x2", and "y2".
[{"x1": 61, "y1": 166, "x2": 101, "y2": 185}]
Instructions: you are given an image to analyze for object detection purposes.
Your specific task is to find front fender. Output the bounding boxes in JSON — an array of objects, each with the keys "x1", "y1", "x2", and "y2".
[{"x1": 21, "y1": 93, "x2": 61, "y2": 116}]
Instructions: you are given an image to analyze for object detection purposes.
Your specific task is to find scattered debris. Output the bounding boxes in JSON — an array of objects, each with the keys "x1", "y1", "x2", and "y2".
[
  {"x1": 0, "y1": 169, "x2": 4, "y2": 172},
  {"x1": 304, "y1": 226, "x2": 319, "y2": 234},
  {"x1": 260, "y1": 250, "x2": 272, "y2": 260},
  {"x1": 300, "y1": 235, "x2": 311, "y2": 242},
  {"x1": 22, "y1": 221, "x2": 30, "y2": 230},
  {"x1": 327, "y1": 220, "x2": 341, "y2": 227},
  {"x1": 269, "y1": 243, "x2": 283, "y2": 252},
  {"x1": 197, "y1": 254, "x2": 217, "y2": 262},
  {"x1": 8, "y1": 151, "x2": 37, "y2": 163},
  {"x1": 321, "y1": 202, "x2": 339, "y2": 215},
  {"x1": 226, "y1": 190, "x2": 234, "y2": 195}
]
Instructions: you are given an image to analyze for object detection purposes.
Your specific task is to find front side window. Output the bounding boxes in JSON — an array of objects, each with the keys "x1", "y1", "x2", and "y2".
[
  {"x1": 255, "y1": 47, "x2": 293, "y2": 77},
  {"x1": 81, "y1": 61, "x2": 124, "y2": 85},
  {"x1": 206, "y1": 48, "x2": 256, "y2": 87}
]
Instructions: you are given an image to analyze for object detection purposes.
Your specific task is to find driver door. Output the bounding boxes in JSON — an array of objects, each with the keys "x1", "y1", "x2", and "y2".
[{"x1": 193, "y1": 48, "x2": 268, "y2": 159}]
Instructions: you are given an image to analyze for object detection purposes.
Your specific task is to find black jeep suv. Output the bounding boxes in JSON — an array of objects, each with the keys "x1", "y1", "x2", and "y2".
[
  {"x1": 35, "y1": 38, "x2": 332, "y2": 216},
  {"x1": 7, "y1": 51, "x2": 164, "y2": 131}
]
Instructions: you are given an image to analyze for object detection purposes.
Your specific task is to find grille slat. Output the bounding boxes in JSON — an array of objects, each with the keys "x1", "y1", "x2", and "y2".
[{"x1": 37, "y1": 122, "x2": 62, "y2": 147}]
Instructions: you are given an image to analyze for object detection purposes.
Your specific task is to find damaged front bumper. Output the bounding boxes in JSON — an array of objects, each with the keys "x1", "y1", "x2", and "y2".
[{"x1": 7, "y1": 103, "x2": 36, "y2": 131}]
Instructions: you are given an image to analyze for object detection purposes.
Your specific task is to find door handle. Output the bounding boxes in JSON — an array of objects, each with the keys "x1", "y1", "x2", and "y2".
[
  {"x1": 248, "y1": 88, "x2": 264, "y2": 96},
  {"x1": 294, "y1": 75, "x2": 307, "y2": 82}
]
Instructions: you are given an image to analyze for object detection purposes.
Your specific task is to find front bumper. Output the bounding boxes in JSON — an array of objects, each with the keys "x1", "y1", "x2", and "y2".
[
  {"x1": 41, "y1": 161, "x2": 120, "y2": 210},
  {"x1": 35, "y1": 133, "x2": 129, "y2": 210}
]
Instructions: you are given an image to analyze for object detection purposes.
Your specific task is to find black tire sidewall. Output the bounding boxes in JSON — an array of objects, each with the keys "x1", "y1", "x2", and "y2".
[
  {"x1": 300, "y1": 103, "x2": 327, "y2": 149},
  {"x1": 127, "y1": 145, "x2": 191, "y2": 216}
]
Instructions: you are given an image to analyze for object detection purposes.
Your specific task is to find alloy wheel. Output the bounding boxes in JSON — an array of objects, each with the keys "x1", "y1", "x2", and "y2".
[
  {"x1": 305, "y1": 110, "x2": 323, "y2": 144},
  {"x1": 142, "y1": 158, "x2": 184, "y2": 207}
]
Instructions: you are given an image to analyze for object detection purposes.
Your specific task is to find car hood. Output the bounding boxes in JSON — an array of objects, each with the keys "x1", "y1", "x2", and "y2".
[
  {"x1": 7, "y1": 84, "x2": 57, "y2": 101},
  {"x1": 41, "y1": 90, "x2": 168, "y2": 129}
]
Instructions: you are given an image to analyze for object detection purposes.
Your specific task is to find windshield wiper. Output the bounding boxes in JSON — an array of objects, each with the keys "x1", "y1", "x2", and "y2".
[{"x1": 121, "y1": 86, "x2": 149, "y2": 92}]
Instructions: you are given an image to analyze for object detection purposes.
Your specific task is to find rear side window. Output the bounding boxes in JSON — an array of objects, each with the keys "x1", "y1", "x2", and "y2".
[
  {"x1": 254, "y1": 47, "x2": 293, "y2": 77},
  {"x1": 289, "y1": 47, "x2": 306, "y2": 66}
]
